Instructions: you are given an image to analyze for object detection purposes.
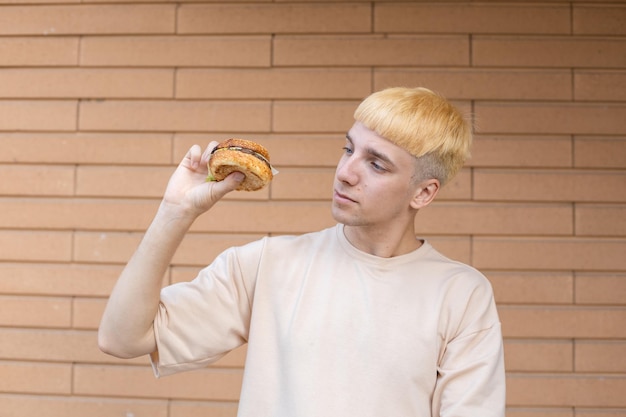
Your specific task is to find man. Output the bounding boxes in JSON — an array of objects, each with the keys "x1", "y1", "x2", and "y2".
[{"x1": 99, "y1": 87, "x2": 506, "y2": 416}]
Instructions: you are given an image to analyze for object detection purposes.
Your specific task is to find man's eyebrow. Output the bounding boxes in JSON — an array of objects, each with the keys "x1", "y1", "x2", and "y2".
[
  {"x1": 345, "y1": 132, "x2": 394, "y2": 164},
  {"x1": 368, "y1": 147, "x2": 393, "y2": 164}
]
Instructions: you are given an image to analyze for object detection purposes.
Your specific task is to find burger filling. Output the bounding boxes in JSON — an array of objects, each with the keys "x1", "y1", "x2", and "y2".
[{"x1": 212, "y1": 146, "x2": 271, "y2": 169}]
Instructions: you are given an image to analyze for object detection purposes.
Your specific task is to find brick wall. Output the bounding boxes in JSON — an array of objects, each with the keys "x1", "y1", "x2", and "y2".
[{"x1": 0, "y1": 1, "x2": 625, "y2": 416}]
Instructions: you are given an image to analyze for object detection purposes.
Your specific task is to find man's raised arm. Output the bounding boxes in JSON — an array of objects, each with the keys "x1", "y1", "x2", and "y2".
[{"x1": 97, "y1": 143, "x2": 244, "y2": 358}]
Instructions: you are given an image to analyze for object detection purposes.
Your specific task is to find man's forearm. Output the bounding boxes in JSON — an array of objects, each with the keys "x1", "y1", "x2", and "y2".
[{"x1": 98, "y1": 203, "x2": 197, "y2": 358}]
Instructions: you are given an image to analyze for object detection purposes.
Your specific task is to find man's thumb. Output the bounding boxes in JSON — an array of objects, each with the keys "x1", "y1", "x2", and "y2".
[
  {"x1": 218, "y1": 171, "x2": 245, "y2": 193},
  {"x1": 227, "y1": 171, "x2": 245, "y2": 186}
]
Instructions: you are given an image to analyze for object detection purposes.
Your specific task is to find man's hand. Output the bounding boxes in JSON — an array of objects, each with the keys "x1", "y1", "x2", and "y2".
[{"x1": 163, "y1": 143, "x2": 245, "y2": 217}]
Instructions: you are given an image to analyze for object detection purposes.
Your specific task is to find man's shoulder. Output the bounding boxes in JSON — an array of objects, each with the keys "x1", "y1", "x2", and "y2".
[{"x1": 421, "y1": 242, "x2": 492, "y2": 291}]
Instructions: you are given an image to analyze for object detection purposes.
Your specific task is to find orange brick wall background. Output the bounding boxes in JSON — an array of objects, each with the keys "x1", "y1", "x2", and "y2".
[{"x1": 1, "y1": 1, "x2": 625, "y2": 416}]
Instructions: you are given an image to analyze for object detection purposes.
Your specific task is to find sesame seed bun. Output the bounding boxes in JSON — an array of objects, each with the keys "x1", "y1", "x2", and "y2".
[{"x1": 208, "y1": 138, "x2": 273, "y2": 191}]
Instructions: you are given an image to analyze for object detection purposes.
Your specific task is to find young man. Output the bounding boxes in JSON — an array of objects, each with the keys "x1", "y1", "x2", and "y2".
[{"x1": 99, "y1": 87, "x2": 506, "y2": 416}]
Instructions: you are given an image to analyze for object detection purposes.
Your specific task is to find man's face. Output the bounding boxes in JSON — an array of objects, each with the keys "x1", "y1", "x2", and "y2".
[{"x1": 331, "y1": 122, "x2": 421, "y2": 228}]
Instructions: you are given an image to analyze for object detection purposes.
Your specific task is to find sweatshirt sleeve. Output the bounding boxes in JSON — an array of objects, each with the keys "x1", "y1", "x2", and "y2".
[
  {"x1": 150, "y1": 244, "x2": 257, "y2": 378},
  {"x1": 432, "y1": 277, "x2": 506, "y2": 417}
]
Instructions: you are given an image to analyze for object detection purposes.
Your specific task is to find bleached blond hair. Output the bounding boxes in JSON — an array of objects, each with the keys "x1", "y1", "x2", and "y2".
[{"x1": 354, "y1": 87, "x2": 472, "y2": 185}]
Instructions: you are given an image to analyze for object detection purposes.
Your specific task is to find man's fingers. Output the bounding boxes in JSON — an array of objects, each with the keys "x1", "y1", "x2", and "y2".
[
  {"x1": 202, "y1": 141, "x2": 219, "y2": 164},
  {"x1": 184, "y1": 144, "x2": 203, "y2": 170},
  {"x1": 209, "y1": 171, "x2": 245, "y2": 201}
]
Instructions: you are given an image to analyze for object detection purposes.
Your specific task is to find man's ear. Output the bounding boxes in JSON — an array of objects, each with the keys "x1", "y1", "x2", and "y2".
[{"x1": 410, "y1": 179, "x2": 440, "y2": 209}]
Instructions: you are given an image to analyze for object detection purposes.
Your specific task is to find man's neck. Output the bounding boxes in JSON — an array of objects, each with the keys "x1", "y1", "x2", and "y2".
[{"x1": 343, "y1": 223, "x2": 422, "y2": 258}]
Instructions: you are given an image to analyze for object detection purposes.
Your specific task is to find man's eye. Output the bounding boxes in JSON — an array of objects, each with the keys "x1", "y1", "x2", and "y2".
[
  {"x1": 342, "y1": 146, "x2": 353, "y2": 154},
  {"x1": 371, "y1": 161, "x2": 386, "y2": 171}
]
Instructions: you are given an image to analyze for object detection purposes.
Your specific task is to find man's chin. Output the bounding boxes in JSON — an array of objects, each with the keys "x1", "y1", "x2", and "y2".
[
  {"x1": 330, "y1": 204, "x2": 346, "y2": 224},
  {"x1": 331, "y1": 205, "x2": 359, "y2": 226}
]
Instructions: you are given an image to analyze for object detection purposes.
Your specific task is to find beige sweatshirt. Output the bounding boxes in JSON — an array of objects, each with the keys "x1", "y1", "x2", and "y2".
[{"x1": 152, "y1": 224, "x2": 505, "y2": 417}]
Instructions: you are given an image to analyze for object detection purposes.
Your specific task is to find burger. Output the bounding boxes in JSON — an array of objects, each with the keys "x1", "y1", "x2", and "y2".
[{"x1": 207, "y1": 138, "x2": 274, "y2": 191}]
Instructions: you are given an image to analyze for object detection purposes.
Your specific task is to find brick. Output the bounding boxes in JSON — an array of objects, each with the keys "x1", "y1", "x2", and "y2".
[
  {"x1": 426, "y1": 236, "x2": 471, "y2": 265},
  {"x1": 72, "y1": 297, "x2": 106, "y2": 329},
  {"x1": 191, "y1": 201, "x2": 335, "y2": 234},
  {"x1": 504, "y1": 340, "x2": 573, "y2": 372},
  {"x1": 475, "y1": 102, "x2": 626, "y2": 135},
  {"x1": 499, "y1": 306, "x2": 626, "y2": 338},
  {"x1": 374, "y1": 69, "x2": 572, "y2": 100},
  {"x1": 76, "y1": 166, "x2": 173, "y2": 198},
  {"x1": 576, "y1": 204, "x2": 626, "y2": 237},
  {"x1": 272, "y1": 100, "x2": 358, "y2": 132},
  {"x1": 575, "y1": 340, "x2": 626, "y2": 373},
  {"x1": 0, "y1": 328, "x2": 143, "y2": 365},
  {"x1": 270, "y1": 167, "x2": 334, "y2": 200},
  {"x1": 73, "y1": 231, "x2": 142, "y2": 264},
  {"x1": 418, "y1": 202, "x2": 572, "y2": 236},
  {"x1": 273, "y1": 35, "x2": 469, "y2": 66},
  {"x1": 171, "y1": 266, "x2": 204, "y2": 285},
  {"x1": 575, "y1": 273, "x2": 626, "y2": 305},
  {"x1": 473, "y1": 36, "x2": 626, "y2": 68},
  {"x1": 0, "y1": 100, "x2": 77, "y2": 131},
  {"x1": 0, "y1": 230, "x2": 72, "y2": 262},
  {"x1": 174, "y1": 233, "x2": 266, "y2": 267},
  {"x1": 0, "y1": 362, "x2": 71, "y2": 395},
  {"x1": 74, "y1": 365, "x2": 244, "y2": 400},
  {"x1": 507, "y1": 374, "x2": 626, "y2": 407},
  {"x1": 576, "y1": 410, "x2": 626, "y2": 417},
  {"x1": 79, "y1": 100, "x2": 271, "y2": 132},
  {"x1": 178, "y1": 3, "x2": 370, "y2": 34},
  {"x1": 211, "y1": 344, "x2": 247, "y2": 368},
  {"x1": 174, "y1": 134, "x2": 345, "y2": 167},
  {"x1": 487, "y1": 271, "x2": 574, "y2": 304},
  {"x1": 573, "y1": 4, "x2": 626, "y2": 35},
  {"x1": 473, "y1": 237, "x2": 626, "y2": 271},
  {"x1": 505, "y1": 408, "x2": 572, "y2": 417},
  {"x1": 575, "y1": 70, "x2": 626, "y2": 101},
  {"x1": 375, "y1": 3, "x2": 570, "y2": 34},
  {"x1": 0, "y1": 133, "x2": 172, "y2": 164},
  {"x1": 469, "y1": 135, "x2": 572, "y2": 168},
  {"x1": 0, "y1": 198, "x2": 158, "y2": 231},
  {"x1": 574, "y1": 137, "x2": 626, "y2": 169},
  {"x1": 0, "y1": 4, "x2": 175, "y2": 35},
  {"x1": 474, "y1": 169, "x2": 626, "y2": 203},
  {"x1": 80, "y1": 36, "x2": 271, "y2": 67},
  {"x1": 170, "y1": 401, "x2": 238, "y2": 417},
  {"x1": 0, "y1": 394, "x2": 167, "y2": 417},
  {"x1": 0, "y1": 262, "x2": 120, "y2": 297},
  {"x1": 0, "y1": 165, "x2": 74, "y2": 196},
  {"x1": 74, "y1": 230, "x2": 257, "y2": 269},
  {"x1": 176, "y1": 68, "x2": 371, "y2": 99},
  {"x1": 0, "y1": 295, "x2": 71, "y2": 328},
  {"x1": 0, "y1": 68, "x2": 173, "y2": 98},
  {"x1": 0, "y1": 37, "x2": 78, "y2": 66}
]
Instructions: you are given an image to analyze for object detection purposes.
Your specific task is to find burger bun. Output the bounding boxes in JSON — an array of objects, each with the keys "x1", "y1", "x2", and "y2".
[{"x1": 208, "y1": 138, "x2": 273, "y2": 191}]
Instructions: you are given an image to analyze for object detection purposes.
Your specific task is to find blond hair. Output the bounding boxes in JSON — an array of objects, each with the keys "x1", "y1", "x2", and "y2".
[{"x1": 354, "y1": 87, "x2": 472, "y2": 185}]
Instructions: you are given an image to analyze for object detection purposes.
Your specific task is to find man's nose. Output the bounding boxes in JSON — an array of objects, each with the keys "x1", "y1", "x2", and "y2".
[{"x1": 336, "y1": 156, "x2": 358, "y2": 185}]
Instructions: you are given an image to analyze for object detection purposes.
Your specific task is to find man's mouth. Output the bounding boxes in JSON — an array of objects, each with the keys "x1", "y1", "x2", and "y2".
[{"x1": 334, "y1": 189, "x2": 356, "y2": 204}]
